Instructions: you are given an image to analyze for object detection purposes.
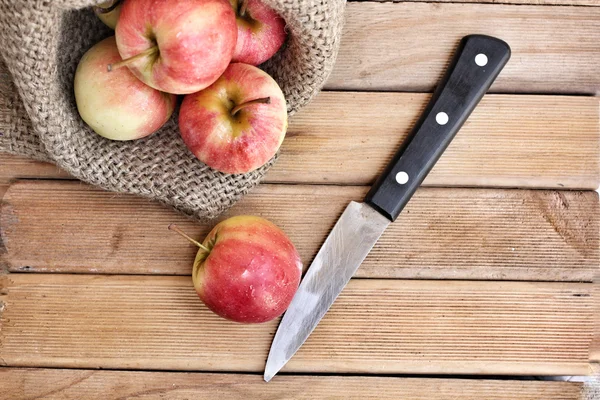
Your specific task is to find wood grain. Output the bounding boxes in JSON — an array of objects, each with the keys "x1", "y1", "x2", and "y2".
[
  {"x1": 276, "y1": 93, "x2": 599, "y2": 188},
  {"x1": 592, "y1": 277, "x2": 600, "y2": 362},
  {"x1": 0, "y1": 368, "x2": 586, "y2": 400},
  {"x1": 366, "y1": 0, "x2": 598, "y2": 5},
  {"x1": 329, "y1": 3, "x2": 600, "y2": 94},
  {"x1": 1, "y1": 181, "x2": 598, "y2": 281},
  {"x1": 0, "y1": 155, "x2": 70, "y2": 183},
  {"x1": 2, "y1": 94, "x2": 598, "y2": 189},
  {"x1": 0, "y1": 274, "x2": 593, "y2": 375}
]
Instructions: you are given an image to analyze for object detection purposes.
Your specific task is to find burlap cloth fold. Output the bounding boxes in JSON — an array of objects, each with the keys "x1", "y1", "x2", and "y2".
[{"x1": 0, "y1": 0, "x2": 345, "y2": 220}]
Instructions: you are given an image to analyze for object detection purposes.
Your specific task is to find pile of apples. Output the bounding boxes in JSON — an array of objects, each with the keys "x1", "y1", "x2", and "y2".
[
  {"x1": 76, "y1": 0, "x2": 288, "y2": 174},
  {"x1": 78, "y1": 0, "x2": 301, "y2": 324}
]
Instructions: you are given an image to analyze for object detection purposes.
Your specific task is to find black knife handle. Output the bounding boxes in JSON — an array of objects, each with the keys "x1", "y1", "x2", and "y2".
[{"x1": 365, "y1": 35, "x2": 511, "y2": 221}]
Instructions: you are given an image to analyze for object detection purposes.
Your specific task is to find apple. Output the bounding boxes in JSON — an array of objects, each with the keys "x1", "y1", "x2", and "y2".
[
  {"x1": 179, "y1": 63, "x2": 287, "y2": 174},
  {"x1": 93, "y1": 0, "x2": 122, "y2": 30},
  {"x1": 111, "y1": 0, "x2": 237, "y2": 95},
  {"x1": 229, "y1": 0, "x2": 286, "y2": 65},
  {"x1": 169, "y1": 217, "x2": 302, "y2": 323},
  {"x1": 74, "y1": 36, "x2": 176, "y2": 141}
]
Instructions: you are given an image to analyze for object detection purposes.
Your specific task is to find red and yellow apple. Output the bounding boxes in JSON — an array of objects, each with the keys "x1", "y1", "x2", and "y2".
[
  {"x1": 93, "y1": 0, "x2": 122, "y2": 30},
  {"x1": 169, "y1": 217, "x2": 302, "y2": 323},
  {"x1": 229, "y1": 0, "x2": 286, "y2": 65},
  {"x1": 74, "y1": 36, "x2": 175, "y2": 141},
  {"x1": 179, "y1": 63, "x2": 287, "y2": 174},
  {"x1": 112, "y1": 0, "x2": 237, "y2": 95}
]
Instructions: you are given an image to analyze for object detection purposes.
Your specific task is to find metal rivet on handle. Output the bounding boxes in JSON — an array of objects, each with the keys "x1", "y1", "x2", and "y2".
[
  {"x1": 475, "y1": 53, "x2": 488, "y2": 67},
  {"x1": 395, "y1": 171, "x2": 409, "y2": 185},
  {"x1": 436, "y1": 112, "x2": 449, "y2": 125}
]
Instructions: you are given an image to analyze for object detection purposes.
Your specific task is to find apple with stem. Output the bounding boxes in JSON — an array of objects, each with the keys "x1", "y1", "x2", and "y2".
[
  {"x1": 111, "y1": 0, "x2": 237, "y2": 95},
  {"x1": 74, "y1": 36, "x2": 176, "y2": 140},
  {"x1": 229, "y1": 0, "x2": 286, "y2": 65},
  {"x1": 169, "y1": 218, "x2": 302, "y2": 323},
  {"x1": 93, "y1": 0, "x2": 122, "y2": 30},
  {"x1": 179, "y1": 63, "x2": 287, "y2": 174}
]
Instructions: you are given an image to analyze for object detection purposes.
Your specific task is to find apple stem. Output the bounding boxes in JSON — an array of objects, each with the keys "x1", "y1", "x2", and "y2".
[
  {"x1": 107, "y1": 45, "x2": 158, "y2": 72},
  {"x1": 168, "y1": 224, "x2": 211, "y2": 253},
  {"x1": 231, "y1": 97, "x2": 271, "y2": 116},
  {"x1": 239, "y1": 0, "x2": 248, "y2": 17}
]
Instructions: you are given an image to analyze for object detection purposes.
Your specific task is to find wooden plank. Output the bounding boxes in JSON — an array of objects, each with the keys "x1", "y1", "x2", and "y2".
[
  {"x1": 274, "y1": 93, "x2": 599, "y2": 189},
  {"x1": 0, "y1": 154, "x2": 70, "y2": 182},
  {"x1": 1, "y1": 181, "x2": 598, "y2": 281},
  {"x1": 0, "y1": 368, "x2": 586, "y2": 400},
  {"x1": 591, "y1": 276, "x2": 600, "y2": 362},
  {"x1": 372, "y1": 0, "x2": 599, "y2": 5},
  {"x1": 329, "y1": 3, "x2": 600, "y2": 94},
  {"x1": 0, "y1": 274, "x2": 593, "y2": 375},
  {"x1": 1, "y1": 4, "x2": 599, "y2": 97},
  {"x1": 2, "y1": 94, "x2": 598, "y2": 189},
  {"x1": 0, "y1": 152, "x2": 67, "y2": 200}
]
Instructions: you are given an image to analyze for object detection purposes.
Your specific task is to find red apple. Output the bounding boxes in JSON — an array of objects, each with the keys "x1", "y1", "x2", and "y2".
[
  {"x1": 169, "y1": 217, "x2": 302, "y2": 323},
  {"x1": 179, "y1": 63, "x2": 287, "y2": 174},
  {"x1": 229, "y1": 0, "x2": 286, "y2": 65},
  {"x1": 74, "y1": 36, "x2": 176, "y2": 141},
  {"x1": 93, "y1": 0, "x2": 122, "y2": 30},
  {"x1": 112, "y1": 0, "x2": 237, "y2": 94}
]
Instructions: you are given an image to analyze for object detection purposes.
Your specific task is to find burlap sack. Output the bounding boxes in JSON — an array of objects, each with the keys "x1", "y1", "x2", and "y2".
[{"x1": 0, "y1": 0, "x2": 345, "y2": 220}]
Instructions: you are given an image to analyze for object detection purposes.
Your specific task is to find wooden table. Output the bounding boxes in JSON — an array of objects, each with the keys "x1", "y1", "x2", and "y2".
[{"x1": 1, "y1": 1, "x2": 599, "y2": 398}]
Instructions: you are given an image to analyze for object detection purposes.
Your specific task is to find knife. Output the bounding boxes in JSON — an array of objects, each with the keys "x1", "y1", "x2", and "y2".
[{"x1": 264, "y1": 34, "x2": 511, "y2": 382}]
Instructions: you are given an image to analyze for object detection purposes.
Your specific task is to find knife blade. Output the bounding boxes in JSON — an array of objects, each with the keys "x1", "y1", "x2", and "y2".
[{"x1": 264, "y1": 34, "x2": 511, "y2": 382}]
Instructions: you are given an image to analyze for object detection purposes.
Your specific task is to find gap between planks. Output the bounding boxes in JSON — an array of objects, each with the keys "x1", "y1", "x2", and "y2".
[
  {"x1": 0, "y1": 93, "x2": 598, "y2": 189},
  {"x1": 0, "y1": 368, "x2": 587, "y2": 400},
  {"x1": 0, "y1": 274, "x2": 593, "y2": 375},
  {"x1": 329, "y1": 2, "x2": 600, "y2": 94},
  {"x1": 1, "y1": 180, "x2": 598, "y2": 281}
]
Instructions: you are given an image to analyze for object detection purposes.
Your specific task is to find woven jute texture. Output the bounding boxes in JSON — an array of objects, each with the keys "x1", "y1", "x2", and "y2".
[{"x1": 0, "y1": 0, "x2": 345, "y2": 220}]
